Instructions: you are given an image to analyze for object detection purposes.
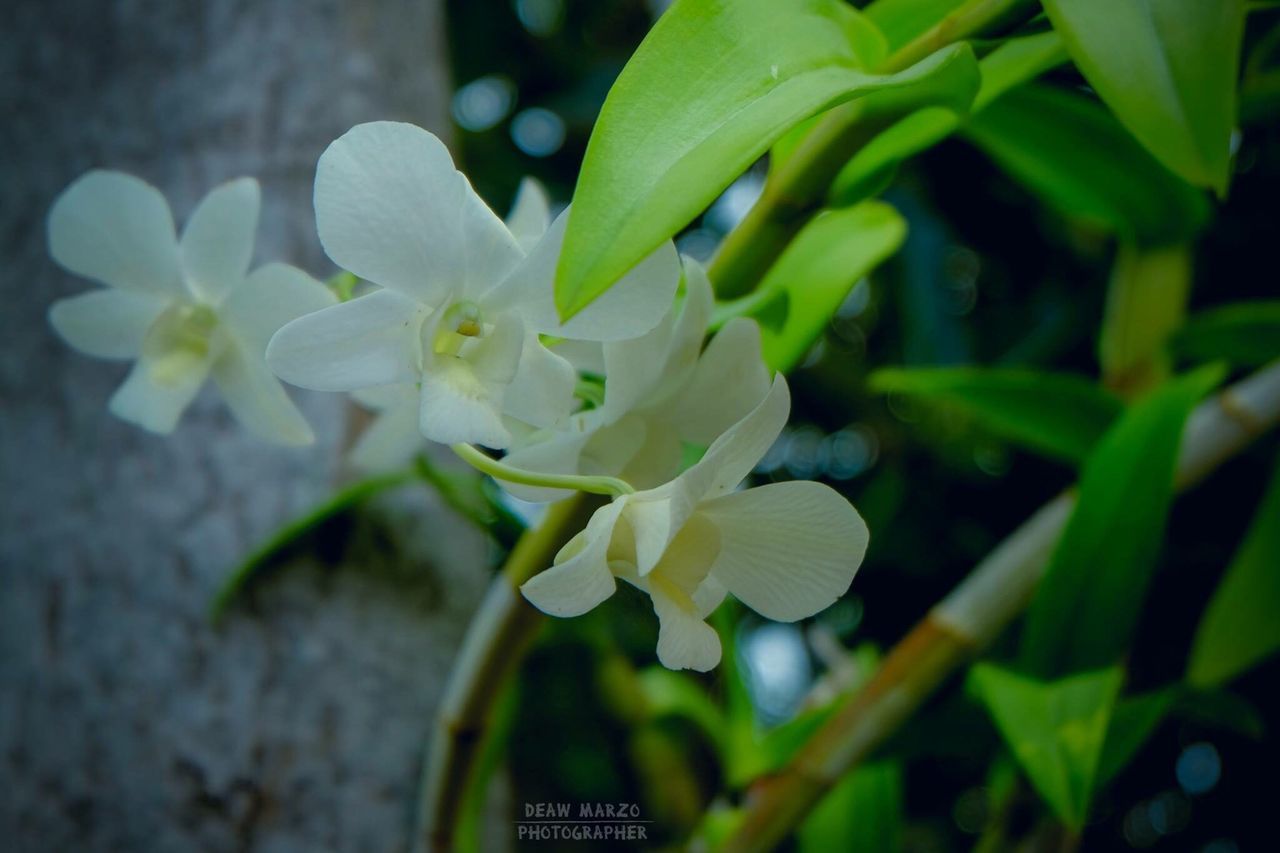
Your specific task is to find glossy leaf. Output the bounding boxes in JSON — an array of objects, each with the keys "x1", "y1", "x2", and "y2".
[
  {"x1": 830, "y1": 31, "x2": 1069, "y2": 206},
  {"x1": 1041, "y1": 0, "x2": 1245, "y2": 193},
  {"x1": 963, "y1": 86, "x2": 1209, "y2": 244},
  {"x1": 556, "y1": 0, "x2": 981, "y2": 318},
  {"x1": 717, "y1": 202, "x2": 907, "y2": 373},
  {"x1": 798, "y1": 761, "x2": 903, "y2": 853},
  {"x1": 1173, "y1": 301, "x2": 1280, "y2": 367},
  {"x1": 970, "y1": 663, "x2": 1123, "y2": 829},
  {"x1": 868, "y1": 367, "x2": 1123, "y2": 464},
  {"x1": 1020, "y1": 366, "x2": 1226, "y2": 676},
  {"x1": 1187, "y1": 461, "x2": 1280, "y2": 687}
]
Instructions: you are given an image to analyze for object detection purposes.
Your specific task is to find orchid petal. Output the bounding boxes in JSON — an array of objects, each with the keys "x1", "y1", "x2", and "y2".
[
  {"x1": 702, "y1": 481, "x2": 869, "y2": 622},
  {"x1": 222, "y1": 263, "x2": 338, "y2": 353},
  {"x1": 350, "y1": 385, "x2": 425, "y2": 471},
  {"x1": 314, "y1": 122, "x2": 522, "y2": 303},
  {"x1": 521, "y1": 501, "x2": 623, "y2": 617},
  {"x1": 505, "y1": 177, "x2": 552, "y2": 250},
  {"x1": 266, "y1": 289, "x2": 423, "y2": 392},
  {"x1": 48, "y1": 289, "x2": 169, "y2": 360},
  {"x1": 679, "y1": 373, "x2": 789, "y2": 503},
  {"x1": 503, "y1": 334, "x2": 576, "y2": 429},
  {"x1": 212, "y1": 340, "x2": 314, "y2": 445},
  {"x1": 48, "y1": 170, "x2": 184, "y2": 297},
  {"x1": 665, "y1": 317, "x2": 771, "y2": 445},
  {"x1": 180, "y1": 177, "x2": 259, "y2": 301},
  {"x1": 651, "y1": 578, "x2": 722, "y2": 672},
  {"x1": 108, "y1": 345, "x2": 210, "y2": 434}
]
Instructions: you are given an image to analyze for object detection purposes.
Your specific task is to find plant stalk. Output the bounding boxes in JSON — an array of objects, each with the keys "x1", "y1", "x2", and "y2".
[
  {"x1": 721, "y1": 361, "x2": 1280, "y2": 852},
  {"x1": 415, "y1": 494, "x2": 601, "y2": 852}
]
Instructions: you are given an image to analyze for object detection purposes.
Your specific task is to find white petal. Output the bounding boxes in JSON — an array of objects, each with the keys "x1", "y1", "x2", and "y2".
[
  {"x1": 693, "y1": 575, "x2": 728, "y2": 619},
  {"x1": 599, "y1": 302, "x2": 677, "y2": 421},
  {"x1": 314, "y1": 121, "x2": 522, "y2": 303},
  {"x1": 49, "y1": 289, "x2": 169, "y2": 360},
  {"x1": 616, "y1": 419, "x2": 684, "y2": 491},
  {"x1": 350, "y1": 388, "x2": 425, "y2": 471},
  {"x1": 521, "y1": 501, "x2": 622, "y2": 617},
  {"x1": 266, "y1": 289, "x2": 423, "y2": 391},
  {"x1": 498, "y1": 208, "x2": 681, "y2": 341},
  {"x1": 352, "y1": 382, "x2": 416, "y2": 411},
  {"x1": 678, "y1": 374, "x2": 789, "y2": 503},
  {"x1": 462, "y1": 312, "x2": 525, "y2": 386},
  {"x1": 622, "y1": 486, "x2": 694, "y2": 576},
  {"x1": 221, "y1": 263, "x2": 338, "y2": 353},
  {"x1": 180, "y1": 177, "x2": 259, "y2": 301},
  {"x1": 664, "y1": 317, "x2": 771, "y2": 445},
  {"x1": 108, "y1": 347, "x2": 209, "y2": 434},
  {"x1": 552, "y1": 339, "x2": 605, "y2": 375},
  {"x1": 650, "y1": 578, "x2": 722, "y2": 672},
  {"x1": 503, "y1": 334, "x2": 576, "y2": 428},
  {"x1": 702, "y1": 481, "x2": 869, "y2": 622},
  {"x1": 211, "y1": 340, "x2": 315, "y2": 445},
  {"x1": 420, "y1": 360, "x2": 511, "y2": 448},
  {"x1": 505, "y1": 177, "x2": 551, "y2": 250},
  {"x1": 48, "y1": 170, "x2": 184, "y2": 297},
  {"x1": 580, "y1": 413, "x2": 648, "y2": 478}
]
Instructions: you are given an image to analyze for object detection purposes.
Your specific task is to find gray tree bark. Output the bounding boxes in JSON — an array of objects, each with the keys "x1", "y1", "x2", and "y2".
[{"x1": 0, "y1": 3, "x2": 498, "y2": 850}]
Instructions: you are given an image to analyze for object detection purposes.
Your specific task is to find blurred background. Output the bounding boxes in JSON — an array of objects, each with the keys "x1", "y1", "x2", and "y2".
[{"x1": 3, "y1": 1, "x2": 1278, "y2": 851}]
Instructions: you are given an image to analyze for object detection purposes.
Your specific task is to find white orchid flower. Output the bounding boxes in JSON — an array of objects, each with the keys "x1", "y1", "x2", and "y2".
[
  {"x1": 501, "y1": 258, "x2": 772, "y2": 501},
  {"x1": 349, "y1": 176, "x2": 554, "y2": 472},
  {"x1": 267, "y1": 122, "x2": 679, "y2": 450},
  {"x1": 520, "y1": 376, "x2": 870, "y2": 671},
  {"x1": 47, "y1": 171, "x2": 336, "y2": 443}
]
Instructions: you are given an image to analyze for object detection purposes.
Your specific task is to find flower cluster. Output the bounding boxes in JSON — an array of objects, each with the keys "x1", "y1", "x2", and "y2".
[{"x1": 47, "y1": 121, "x2": 868, "y2": 670}]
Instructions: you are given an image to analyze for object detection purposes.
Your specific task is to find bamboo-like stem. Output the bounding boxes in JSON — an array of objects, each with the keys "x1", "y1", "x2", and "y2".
[
  {"x1": 721, "y1": 362, "x2": 1280, "y2": 852},
  {"x1": 708, "y1": 0, "x2": 1036, "y2": 299},
  {"x1": 415, "y1": 494, "x2": 601, "y2": 853}
]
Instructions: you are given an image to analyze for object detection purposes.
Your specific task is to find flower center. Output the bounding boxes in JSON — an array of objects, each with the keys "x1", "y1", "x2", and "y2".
[
  {"x1": 431, "y1": 300, "x2": 485, "y2": 357},
  {"x1": 142, "y1": 303, "x2": 220, "y2": 386}
]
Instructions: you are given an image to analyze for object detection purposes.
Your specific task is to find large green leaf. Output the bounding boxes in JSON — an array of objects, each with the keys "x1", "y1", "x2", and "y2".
[
  {"x1": 716, "y1": 201, "x2": 907, "y2": 373},
  {"x1": 829, "y1": 30, "x2": 1069, "y2": 206},
  {"x1": 798, "y1": 761, "x2": 903, "y2": 853},
  {"x1": 963, "y1": 86, "x2": 1209, "y2": 244},
  {"x1": 556, "y1": 0, "x2": 980, "y2": 318},
  {"x1": 1173, "y1": 301, "x2": 1280, "y2": 367},
  {"x1": 868, "y1": 367, "x2": 1123, "y2": 464},
  {"x1": 1020, "y1": 366, "x2": 1226, "y2": 676},
  {"x1": 1187, "y1": 461, "x2": 1280, "y2": 688},
  {"x1": 969, "y1": 664, "x2": 1123, "y2": 829},
  {"x1": 1041, "y1": 0, "x2": 1245, "y2": 194}
]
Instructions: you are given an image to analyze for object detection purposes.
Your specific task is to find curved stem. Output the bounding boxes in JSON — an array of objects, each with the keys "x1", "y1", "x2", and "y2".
[
  {"x1": 720, "y1": 362, "x2": 1280, "y2": 852},
  {"x1": 415, "y1": 494, "x2": 603, "y2": 853},
  {"x1": 451, "y1": 443, "x2": 635, "y2": 497}
]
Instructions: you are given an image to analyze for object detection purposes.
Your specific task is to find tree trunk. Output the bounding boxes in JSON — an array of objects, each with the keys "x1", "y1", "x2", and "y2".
[{"x1": 0, "y1": 2, "x2": 498, "y2": 850}]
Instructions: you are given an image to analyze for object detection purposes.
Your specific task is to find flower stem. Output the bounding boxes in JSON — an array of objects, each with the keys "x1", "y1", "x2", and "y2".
[
  {"x1": 719, "y1": 361, "x2": 1280, "y2": 852},
  {"x1": 414, "y1": 493, "x2": 603, "y2": 853},
  {"x1": 450, "y1": 442, "x2": 635, "y2": 497}
]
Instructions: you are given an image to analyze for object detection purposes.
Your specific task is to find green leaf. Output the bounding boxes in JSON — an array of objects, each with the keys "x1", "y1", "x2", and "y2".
[
  {"x1": 556, "y1": 0, "x2": 981, "y2": 319},
  {"x1": 867, "y1": 367, "x2": 1123, "y2": 464},
  {"x1": 1187, "y1": 461, "x2": 1280, "y2": 687},
  {"x1": 830, "y1": 30, "x2": 1069, "y2": 206},
  {"x1": 1097, "y1": 688, "x2": 1175, "y2": 784},
  {"x1": 716, "y1": 201, "x2": 907, "y2": 373},
  {"x1": 864, "y1": 0, "x2": 969, "y2": 53},
  {"x1": 969, "y1": 663, "x2": 1123, "y2": 829},
  {"x1": 1020, "y1": 365, "x2": 1226, "y2": 676},
  {"x1": 638, "y1": 667, "x2": 728, "y2": 751},
  {"x1": 210, "y1": 470, "x2": 417, "y2": 620},
  {"x1": 963, "y1": 86, "x2": 1210, "y2": 244},
  {"x1": 1173, "y1": 301, "x2": 1280, "y2": 367},
  {"x1": 1040, "y1": 0, "x2": 1245, "y2": 194},
  {"x1": 798, "y1": 761, "x2": 903, "y2": 853}
]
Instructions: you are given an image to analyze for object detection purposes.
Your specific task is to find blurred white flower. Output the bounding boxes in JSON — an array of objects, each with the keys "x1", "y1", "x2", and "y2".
[
  {"x1": 502, "y1": 258, "x2": 772, "y2": 500},
  {"x1": 521, "y1": 376, "x2": 869, "y2": 671},
  {"x1": 47, "y1": 171, "x2": 335, "y2": 443},
  {"x1": 267, "y1": 122, "x2": 678, "y2": 450}
]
